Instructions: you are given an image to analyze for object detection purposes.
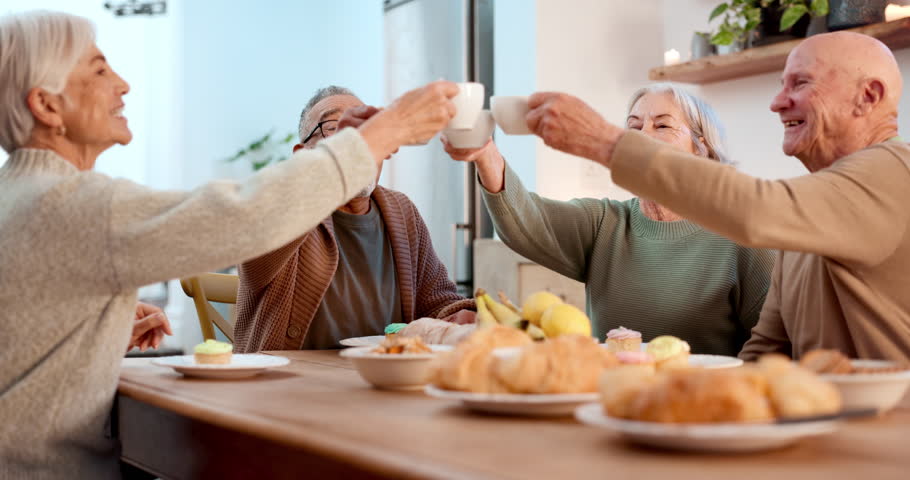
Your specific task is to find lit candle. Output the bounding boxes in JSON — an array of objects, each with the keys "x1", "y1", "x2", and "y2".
[
  {"x1": 664, "y1": 48, "x2": 681, "y2": 66},
  {"x1": 885, "y1": 4, "x2": 910, "y2": 22}
]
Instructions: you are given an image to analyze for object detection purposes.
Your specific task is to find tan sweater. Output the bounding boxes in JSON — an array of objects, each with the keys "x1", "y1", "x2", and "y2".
[
  {"x1": 0, "y1": 128, "x2": 375, "y2": 479},
  {"x1": 611, "y1": 131, "x2": 910, "y2": 361},
  {"x1": 233, "y1": 186, "x2": 474, "y2": 352}
]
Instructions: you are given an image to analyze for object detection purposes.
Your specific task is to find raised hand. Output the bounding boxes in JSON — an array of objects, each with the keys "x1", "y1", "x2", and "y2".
[
  {"x1": 128, "y1": 302, "x2": 173, "y2": 352},
  {"x1": 358, "y1": 81, "x2": 459, "y2": 162},
  {"x1": 440, "y1": 136, "x2": 506, "y2": 193},
  {"x1": 527, "y1": 92, "x2": 624, "y2": 167}
]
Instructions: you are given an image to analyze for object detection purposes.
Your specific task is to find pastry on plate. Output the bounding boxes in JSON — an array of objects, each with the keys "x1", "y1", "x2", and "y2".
[
  {"x1": 800, "y1": 349, "x2": 853, "y2": 374},
  {"x1": 645, "y1": 335, "x2": 691, "y2": 370},
  {"x1": 194, "y1": 339, "x2": 233, "y2": 365},
  {"x1": 494, "y1": 335, "x2": 618, "y2": 394},
  {"x1": 430, "y1": 326, "x2": 532, "y2": 393},
  {"x1": 604, "y1": 326, "x2": 642, "y2": 353}
]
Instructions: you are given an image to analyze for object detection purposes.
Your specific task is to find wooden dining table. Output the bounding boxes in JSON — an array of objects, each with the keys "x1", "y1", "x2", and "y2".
[{"x1": 116, "y1": 350, "x2": 910, "y2": 480}]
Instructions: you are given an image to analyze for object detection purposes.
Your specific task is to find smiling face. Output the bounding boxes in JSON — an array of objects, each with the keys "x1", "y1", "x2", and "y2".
[
  {"x1": 770, "y1": 45, "x2": 858, "y2": 169},
  {"x1": 626, "y1": 92, "x2": 701, "y2": 156},
  {"x1": 59, "y1": 44, "x2": 132, "y2": 150}
]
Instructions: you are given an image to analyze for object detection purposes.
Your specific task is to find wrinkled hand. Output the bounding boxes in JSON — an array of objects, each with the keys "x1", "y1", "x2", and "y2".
[
  {"x1": 527, "y1": 92, "x2": 624, "y2": 167},
  {"x1": 339, "y1": 105, "x2": 398, "y2": 159},
  {"x1": 381, "y1": 80, "x2": 460, "y2": 145},
  {"x1": 128, "y1": 302, "x2": 173, "y2": 352},
  {"x1": 440, "y1": 136, "x2": 506, "y2": 193},
  {"x1": 442, "y1": 309, "x2": 477, "y2": 325}
]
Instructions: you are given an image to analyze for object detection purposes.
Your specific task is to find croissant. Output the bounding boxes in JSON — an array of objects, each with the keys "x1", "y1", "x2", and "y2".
[
  {"x1": 494, "y1": 335, "x2": 618, "y2": 394},
  {"x1": 430, "y1": 326, "x2": 533, "y2": 392}
]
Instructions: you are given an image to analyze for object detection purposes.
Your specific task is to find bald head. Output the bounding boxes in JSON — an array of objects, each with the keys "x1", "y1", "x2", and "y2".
[
  {"x1": 771, "y1": 32, "x2": 902, "y2": 171},
  {"x1": 796, "y1": 32, "x2": 902, "y2": 108}
]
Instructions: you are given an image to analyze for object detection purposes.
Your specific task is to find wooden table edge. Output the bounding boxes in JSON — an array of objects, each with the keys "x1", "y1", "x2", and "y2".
[{"x1": 117, "y1": 368, "x2": 489, "y2": 480}]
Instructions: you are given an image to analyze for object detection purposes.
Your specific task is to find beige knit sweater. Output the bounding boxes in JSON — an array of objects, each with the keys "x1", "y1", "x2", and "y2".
[
  {"x1": 0, "y1": 128, "x2": 375, "y2": 479},
  {"x1": 233, "y1": 186, "x2": 474, "y2": 352},
  {"x1": 611, "y1": 131, "x2": 910, "y2": 361}
]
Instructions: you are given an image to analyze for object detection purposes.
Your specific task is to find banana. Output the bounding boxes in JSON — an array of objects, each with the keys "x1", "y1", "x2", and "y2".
[
  {"x1": 475, "y1": 289, "x2": 498, "y2": 328},
  {"x1": 526, "y1": 323, "x2": 547, "y2": 341},
  {"x1": 497, "y1": 291, "x2": 521, "y2": 313},
  {"x1": 483, "y1": 293, "x2": 523, "y2": 329}
]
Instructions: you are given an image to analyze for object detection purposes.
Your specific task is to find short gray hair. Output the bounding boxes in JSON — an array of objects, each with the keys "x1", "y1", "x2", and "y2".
[
  {"x1": 0, "y1": 11, "x2": 95, "y2": 153},
  {"x1": 298, "y1": 85, "x2": 357, "y2": 142},
  {"x1": 628, "y1": 83, "x2": 731, "y2": 165}
]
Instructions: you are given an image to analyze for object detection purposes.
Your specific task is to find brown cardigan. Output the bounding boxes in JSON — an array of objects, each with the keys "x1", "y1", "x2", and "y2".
[{"x1": 233, "y1": 186, "x2": 474, "y2": 352}]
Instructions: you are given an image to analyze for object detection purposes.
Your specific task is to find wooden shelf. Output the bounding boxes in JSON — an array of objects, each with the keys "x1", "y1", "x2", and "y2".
[{"x1": 649, "y1": 18, "x2": 910, "y2": 84}]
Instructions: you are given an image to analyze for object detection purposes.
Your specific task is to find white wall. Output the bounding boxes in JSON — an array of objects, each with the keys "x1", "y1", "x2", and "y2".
[{"x1": 504, "y1": 0, "x2": 910, "y2": 201}]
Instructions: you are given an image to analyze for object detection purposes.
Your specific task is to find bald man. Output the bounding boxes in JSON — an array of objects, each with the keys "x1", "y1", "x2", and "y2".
[{"x1": 522, "y1": 32, "x2": 910, "y2": 361}]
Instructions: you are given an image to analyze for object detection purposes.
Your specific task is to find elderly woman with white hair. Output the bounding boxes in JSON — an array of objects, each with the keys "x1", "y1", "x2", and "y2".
[
  {"x1": 0, "y1": 10, "x2": 459, "y2": 478},
  {"x1": 444, "y1": 83, "x2": 773, "y2": 356}
]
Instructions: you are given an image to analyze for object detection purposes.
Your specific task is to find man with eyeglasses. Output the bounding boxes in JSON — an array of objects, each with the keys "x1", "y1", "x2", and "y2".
[{"x1": 232, "y1": 86, "x2": 476, "y2": 352}]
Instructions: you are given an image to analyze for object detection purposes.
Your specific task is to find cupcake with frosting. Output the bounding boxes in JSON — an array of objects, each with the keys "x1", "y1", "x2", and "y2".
[
  {"x1": 194, "y1": 339, "x2": 233, "y2": 365},
  {"x1": 605, "y1": 326, "x2": 642, "y2": 353},
  {"x1": 615, "y1": 351, "x2": 656, "y2": 376},
  {"x1": 645, "y1": 335, "x2": 691, "y2": 370}
]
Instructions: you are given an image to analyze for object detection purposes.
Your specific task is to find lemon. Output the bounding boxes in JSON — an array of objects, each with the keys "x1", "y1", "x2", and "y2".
[
  {"x1": 540, "y1": 303, "x2": 591, "y2": 337},
  {"x1": 521, "y1": 291, "x2": 563, "y2": 326}
]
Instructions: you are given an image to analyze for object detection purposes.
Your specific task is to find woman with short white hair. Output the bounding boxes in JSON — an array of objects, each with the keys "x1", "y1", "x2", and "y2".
[
  {"x1": 444, "y1": 83, "x2": 773, "y2": 356},
  {"x1": 0, "y1": 10, "x2": 458, "y2": 478}
]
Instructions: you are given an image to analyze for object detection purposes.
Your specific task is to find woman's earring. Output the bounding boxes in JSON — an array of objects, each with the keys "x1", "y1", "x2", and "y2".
[{"x1": 57, "y1": 125, "x2": 66, "y2": 136}]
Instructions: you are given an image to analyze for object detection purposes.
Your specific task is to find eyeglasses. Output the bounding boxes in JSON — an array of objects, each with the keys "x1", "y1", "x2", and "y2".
[{"x1": 302, "y1": 119, "x2": 339, "y2": 145}]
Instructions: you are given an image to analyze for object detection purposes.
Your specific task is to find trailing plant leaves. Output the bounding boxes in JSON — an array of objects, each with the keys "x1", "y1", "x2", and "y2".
[
  {"x1": 780, "y1": 4, "x2": 809, "y2": 30},
  {"x1": 709, "y1": 3, "x2": 728, "y2": 21},
  {"x1": 809, "y1": 0, "x2": 828, "y2": 17}
]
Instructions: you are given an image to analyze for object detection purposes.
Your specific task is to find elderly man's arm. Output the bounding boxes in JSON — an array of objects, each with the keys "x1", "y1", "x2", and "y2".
[
  {"x1": 610, "y1": 133, "x2": 910, "y2": 267},
  {"x1": 739, "y1": 256, "x2": 792, "y2": 360}
]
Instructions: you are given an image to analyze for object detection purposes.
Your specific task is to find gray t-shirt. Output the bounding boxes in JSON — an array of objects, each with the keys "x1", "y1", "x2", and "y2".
[{"x1": 303, "y1": 200, "x2": 402, "y2": 349}]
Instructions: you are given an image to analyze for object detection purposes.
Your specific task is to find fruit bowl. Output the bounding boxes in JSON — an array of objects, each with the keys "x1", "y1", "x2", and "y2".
[{"x1": 340, "y1": 345, "x2": 451, "y2": 390}]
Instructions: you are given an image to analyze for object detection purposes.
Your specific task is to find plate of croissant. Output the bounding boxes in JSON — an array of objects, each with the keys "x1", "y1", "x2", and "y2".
[
  {"x1": 575, "y1": 354, "x2": 844, "y2": 452},
  {"x1": 426, "y1": 326, "x2": 623, "y2": 416}
]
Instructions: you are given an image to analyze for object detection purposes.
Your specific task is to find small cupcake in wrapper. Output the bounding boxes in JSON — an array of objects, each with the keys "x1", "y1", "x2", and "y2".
[
  {"x1": 384, "y1": 323, "x2": 408, "y2": 340},
  {"x1": 615, "y1": 351, "x2": 656, "y2": 376},
  {"x1": 194, "y1": 339, "x2": 233, "y2": 365},
  {"x1": 646, "y1": 335, "x2": 690, "y2": 370},
  {"x1": 605, "y1": 326, "x2": 642, "y2": 353}
]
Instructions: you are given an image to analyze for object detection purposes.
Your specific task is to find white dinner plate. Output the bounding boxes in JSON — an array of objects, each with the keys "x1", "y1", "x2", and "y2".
[
  {"x1": 689, "y1": 354, "x2": 744, "y2": 369},
  {"x1": 340, "y1": 335, "x2": 386, "y2": 347},
  {"x1": 598, "y1": 343, "x2": 743, "y2": 369},
  {"x1": 425, "y1": 384, "x2": 598, "y2": 416},
  {"x1": 574, "y1": 403, "x2": 839, "y2": 453},
  {"x1": 152, "y1": 354, "x2": 290, "y2": 379}
]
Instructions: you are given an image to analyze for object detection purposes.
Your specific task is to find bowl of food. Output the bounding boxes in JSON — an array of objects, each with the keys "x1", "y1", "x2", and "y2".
[
  {"x1": 802, "y1": 350, "x2": 910, "y2": 413},
  {"x1": 340, "y1": 336, "x2": 451, "y2": 390}
]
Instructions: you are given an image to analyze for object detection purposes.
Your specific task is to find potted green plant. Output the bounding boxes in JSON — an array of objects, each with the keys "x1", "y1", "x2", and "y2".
[
  {"x1": 691, "y1": 31, "x2": 716, "y2": 59},
  {"x1": 772, "y1": 0, "x2": 829, "y2": 35},
  {"x1": 708, "y1": 0, "x2": 762, "y2": 53},
  {"x1": 225, "y1": 130, "x2": 296, "y2": 171}
]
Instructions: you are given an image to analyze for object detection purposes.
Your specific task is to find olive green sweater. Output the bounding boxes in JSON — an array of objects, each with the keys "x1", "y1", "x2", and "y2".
[{"x1": 483, "y1": 165, "x2": 774, "y2": 356}]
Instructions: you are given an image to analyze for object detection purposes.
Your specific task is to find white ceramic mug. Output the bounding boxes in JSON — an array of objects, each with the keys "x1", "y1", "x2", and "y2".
[
  {"x1": 491, "y1": 95, "x2": 532, "y2": 135},
  {"x1": 444, "y1": 110, "x2": 495, "y2": 149},
  {"x1": 448, "y1": 82, "x2": 485, "y2": 130}
]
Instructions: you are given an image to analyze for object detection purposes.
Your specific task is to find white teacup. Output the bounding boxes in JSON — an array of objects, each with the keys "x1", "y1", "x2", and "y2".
[
  {"x1": 444, "y1": 110, "x2": 494, "y2": 149},
  {"x1": 448, "y1": 82, "x2": 485, "y2": 130},
  {"x1": 491, "y1": 95, "x2": 532, "y2": 135}
]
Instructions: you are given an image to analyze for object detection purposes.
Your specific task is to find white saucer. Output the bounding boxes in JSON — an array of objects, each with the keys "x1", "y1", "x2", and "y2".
[
  {"x1": 152, "y1": 354, "x2": 290, "y2": 379},
  {"x1": 425, "y1": 384, "x2": 598, "y2": 416},
  {"x1": 574, "y1": 403, "x2": 839, "y2": 453},
  {"x1": 340, "y1": 335, "x2": 385, "y2": 347}
]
